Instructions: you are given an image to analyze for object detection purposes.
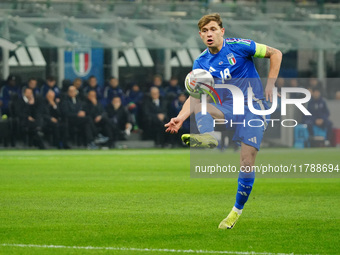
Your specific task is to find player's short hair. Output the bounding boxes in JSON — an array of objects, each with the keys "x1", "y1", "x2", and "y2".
[{"x1": 198, "y1": 13, "x2": 223, "y2": 31}]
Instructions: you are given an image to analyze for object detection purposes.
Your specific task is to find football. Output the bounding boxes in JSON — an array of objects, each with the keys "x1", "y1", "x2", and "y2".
[{"x1": 184, "y1": 69, "x2": 215, "y2": 99}]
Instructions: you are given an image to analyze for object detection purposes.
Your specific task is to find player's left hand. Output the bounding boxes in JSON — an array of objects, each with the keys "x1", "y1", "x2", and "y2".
[{"x1": 164, "y1": 117, "x2": 184, "y2": 134}]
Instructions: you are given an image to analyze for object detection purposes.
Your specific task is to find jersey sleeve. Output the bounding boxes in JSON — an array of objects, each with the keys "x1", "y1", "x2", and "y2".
[
  {"x1": 230, "y1": 38, "x2": 256, "y2": 57},
  {"x1": 192, "y1": 59, "x2": 203, "y2": 70}
]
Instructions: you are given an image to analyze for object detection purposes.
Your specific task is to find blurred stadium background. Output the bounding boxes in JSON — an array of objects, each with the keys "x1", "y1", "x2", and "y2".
[{"x1": 0, "y1": 0, "x2": 339, "y2": 149}]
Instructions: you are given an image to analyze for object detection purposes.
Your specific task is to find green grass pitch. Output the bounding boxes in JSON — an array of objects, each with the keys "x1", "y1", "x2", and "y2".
[{"x1": 0, "y1": 148, "x2": 339, "y2": 255}]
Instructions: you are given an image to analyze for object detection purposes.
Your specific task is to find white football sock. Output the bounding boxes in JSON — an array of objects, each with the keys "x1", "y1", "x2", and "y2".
[
  {"x1": 206, "y1": 131, "x2": 221, "y2": 141},
  {"x1": 232, "y1": 206, "x2": 243, "y2": 215}
]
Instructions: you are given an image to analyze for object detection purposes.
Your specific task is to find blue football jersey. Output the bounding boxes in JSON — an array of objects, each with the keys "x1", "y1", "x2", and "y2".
[{"x1": 193, "y1": 38, "x2": 264, "y2": 103}]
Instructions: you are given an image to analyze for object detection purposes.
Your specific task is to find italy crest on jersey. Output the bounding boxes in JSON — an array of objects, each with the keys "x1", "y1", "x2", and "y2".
[
  {"x1": 72, "y1": 48, "x2": 92, "y2": 77},
  {"x1": 227, "y1": 53, "x2": 236, "y2": 66}
]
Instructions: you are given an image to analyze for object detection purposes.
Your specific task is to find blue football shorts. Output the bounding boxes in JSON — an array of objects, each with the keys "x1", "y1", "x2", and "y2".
[{"x1": 212, "y1": 100, "x2": 270, "y2": 151}]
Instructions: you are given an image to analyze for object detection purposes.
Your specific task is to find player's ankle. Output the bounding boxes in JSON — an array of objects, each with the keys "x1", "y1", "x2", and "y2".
[
  {"x1": 232, "y1": 206, "x2": 243, "y2": 215},
  {"x1": 206, "y1": 132, "x2": 220, "y2": 141}
]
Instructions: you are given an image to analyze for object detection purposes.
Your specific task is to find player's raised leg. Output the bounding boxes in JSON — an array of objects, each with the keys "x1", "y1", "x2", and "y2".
[
  {"x1": 219, "y1": 143, "x2": 257, "y2": 229},
  {"x1": 181, "y1": 102, "x2": 224, "y2": 148}
]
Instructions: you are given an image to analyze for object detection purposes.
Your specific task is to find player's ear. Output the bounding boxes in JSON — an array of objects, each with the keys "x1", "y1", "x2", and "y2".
[
  {"x1": 199, "y1": 31, "x2": 203, "y2": 38},
  {"x1": 221, "y1": 28, "x2": 225, "y2": 36}
]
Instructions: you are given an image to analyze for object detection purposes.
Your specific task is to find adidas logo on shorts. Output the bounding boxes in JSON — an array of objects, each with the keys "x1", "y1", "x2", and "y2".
[{"x1": 248, "y1": 137, "x2": 257, "y2": 144}]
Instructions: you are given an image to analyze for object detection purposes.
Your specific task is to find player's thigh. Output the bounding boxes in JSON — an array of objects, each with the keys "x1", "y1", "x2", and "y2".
[
  {"x1": 207, "y1": 103, "x2": 225, "y2": 119},
  {"x1": 210, "y1": 103, "x2": 233, "y2": 120},
  {"x1": 194, "y1": 102, "x2": 225, "y2": 119},
  {"x1": 234, "y1": 108, "x2": 267, "y2": 151}
]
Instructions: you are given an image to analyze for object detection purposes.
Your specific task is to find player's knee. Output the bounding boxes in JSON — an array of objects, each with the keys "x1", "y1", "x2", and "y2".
[
  {"x1": 240, "y1": 156, "x2": 255, "y2": 170},
  {"x1": 240, "y1": 158, "x2": 252, "y2": 168}
]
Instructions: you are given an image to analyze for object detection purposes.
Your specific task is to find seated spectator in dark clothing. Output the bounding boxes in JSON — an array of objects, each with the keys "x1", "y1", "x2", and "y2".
[
  {"x1": 18, "y1": 88, "x2": 45, "y2": 149},
  {"x1": 304, "y1": 88, "x2": 332, "y2": 142},
  {"x1": 306, "y1": 77, "x2": 324, "y2": 95},
  {"x1": 150, "y1": 74, "x2": 165, "y2": 98},
  {"x1": 103, "y1": 77, "x2": 125, "y2": 106},
  {"x1": 125, "y1": 83, "x2": 144, "y2": 129},
  {"x1": 288, "y1": 78, "x2": 305, "y2": 99},
  {"x1": 41, "y1": 76, "x2": 61, "y2": 101},
  {"x1": 22, "y1": 77, "x2": 40, "y2": 97},
  {"x1": 43, "y1": 90, "x2": 68, "y2": 149},
  {"x1": 61, "y1": 85, "x2": 97, "y2": 149},
  {"x1": 84, "y1": 90, "x2": 113, "y2": 147},
  {"x1": 0, "y1": 75, "x2": 21, "y2": 116},
  {"x1": 126, "y1": 83, "x2": 144, "y2": 105},
  {"x1": 84, "y1": 76, "x2": 104, "y2": 105},
  {"x1": 169, "y1": 93, "x2": 190, "y2": 133},
  {"x1": 73, "y1": 77, "x2": 85, "y2": 101},
  {"x1": 165, "y1": 76, "x2": 182, "y2": 100},
  {"x1": 61, "y1": 79, "x2": 72, "y2": 95},
  {"x1": 106, "y1": 96, "x2": 132, "y2": 143},
  {"x1": 168, "y1": 92, "x2": 190, "y2": 147},
  {"x1": 142, "y1": 87, "x2": 168, "y2": 146}
]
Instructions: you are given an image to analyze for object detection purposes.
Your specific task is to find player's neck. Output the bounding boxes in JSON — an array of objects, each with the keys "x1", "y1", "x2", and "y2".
[{"x1": 208, "y1": 44, "x2": 223, "y2": 54}]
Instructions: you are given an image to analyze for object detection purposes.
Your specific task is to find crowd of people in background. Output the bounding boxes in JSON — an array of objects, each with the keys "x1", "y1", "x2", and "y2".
[
  {"x1": 0, "y1": 74, "x2": 190, "y2": 149},
  {"x1": 0, "y1": 74, "x2": 338, "y2": 149},
  {"x1": 275, "y1": 77, "x2": 336, "y2": 145}
]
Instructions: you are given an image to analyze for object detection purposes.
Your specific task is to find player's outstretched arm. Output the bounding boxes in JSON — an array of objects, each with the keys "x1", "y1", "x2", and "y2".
[
  {"x1": 264, "y1": 46, "x2": 282, "y2": 102},
  {"x1": 165, "y1": 96, "x2": 200, "y2": 134}
]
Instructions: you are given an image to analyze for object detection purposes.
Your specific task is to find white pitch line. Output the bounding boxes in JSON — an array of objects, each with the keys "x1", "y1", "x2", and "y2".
[{"x1": 0, "y1": 243, "x2": 299, "y2": 255}]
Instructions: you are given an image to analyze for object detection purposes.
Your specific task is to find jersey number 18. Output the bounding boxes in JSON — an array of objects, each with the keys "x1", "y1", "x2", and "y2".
[{"x1": 220, "y1": 68, "x2": 232, "y2": 83}]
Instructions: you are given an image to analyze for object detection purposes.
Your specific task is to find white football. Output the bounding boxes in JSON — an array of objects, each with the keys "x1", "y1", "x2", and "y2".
[{"x1": 184, "y1": 69, "x2": 215, "y2": 99}]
